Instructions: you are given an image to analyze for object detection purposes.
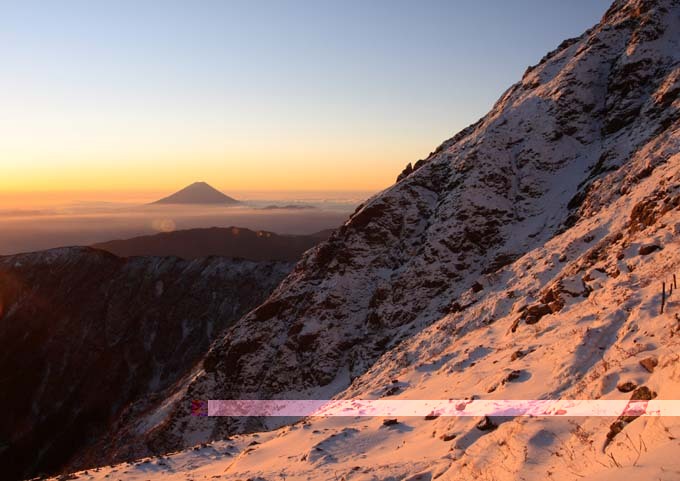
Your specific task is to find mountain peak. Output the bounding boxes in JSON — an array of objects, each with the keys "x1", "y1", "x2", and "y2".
[
  {"x1": 602, "y1": 0, "x2": 677, "y2": 24},
  {"x1": 151, "y1": 182, "x2": 239, "y2": 205}
]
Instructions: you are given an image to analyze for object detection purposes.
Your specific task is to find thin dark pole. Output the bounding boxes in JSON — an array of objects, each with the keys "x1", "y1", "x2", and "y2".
[
  {"x1": 674, "y1": 274, "x2": 677, "y2": 290},
  {"x1": 661, "y1": 281, "x2": 666, "y2": 315}
]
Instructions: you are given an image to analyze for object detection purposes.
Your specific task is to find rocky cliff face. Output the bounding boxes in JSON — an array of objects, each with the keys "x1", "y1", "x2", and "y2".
[
  {"x1": 0, "y1": 247, "x2": 292, "y2": 480},
  {"x1": 115, "y1": 0, "x2": 680, "y2": 462}
]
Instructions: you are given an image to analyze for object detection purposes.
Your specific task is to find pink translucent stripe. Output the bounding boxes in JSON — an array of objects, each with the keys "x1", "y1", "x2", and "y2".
[{"x1": 203, "y1": 399, "x2": 680, "y2": 417}]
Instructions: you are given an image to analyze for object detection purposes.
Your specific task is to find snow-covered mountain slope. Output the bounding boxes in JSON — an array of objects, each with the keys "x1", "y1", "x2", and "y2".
[
  {"x1": 0, "y1": 248, "x2": 292, "y2": 480},
  {"x1": 55, "y1": 0, "x2": 680, "y2": 477},
  {"x1": 46, "y1": 194, "x2": 680, "y2": 478}
]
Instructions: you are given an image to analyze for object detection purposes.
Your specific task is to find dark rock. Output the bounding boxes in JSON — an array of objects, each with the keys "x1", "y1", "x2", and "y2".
[
  {"x1": 635, "y1": 165, "x2": 655, "y2": 180},
  {"x1": 607, "y1": 385, "x2": 657, "y2": 442},
  {"x1": 547, "y1": 301, "x2": 563, "y2": 313},
  {"x1": 638, "y1": 244, "x2": 662, "y2": 255},
  {"x1": 382, "y1": 419, "x2": 399, "y2": 427},
  {"x1": 616, "y1": 381, "x2": 638, "y2": 393},
  {"x1": 630, "y1": 386, "x2": 655, "y2": 401},
  {"x1": 630, "y1": 198, "x2": 660, "y2": 232},
  {"x1": 476, "y1": 416, "x2": 497, "y2": 431},
  {"x1": 540, "y1": 289, "x2": 558, "y2": 304},
  {"x1": 348, "y1": 201, "x2": 390, "y2": 231},
  {"x1": 297, "y1": 331, "x2": 320, "y2": 351},
  {"x1": 504, "y1": 370, "x2": 522, "y2": 383},
  {"x1": 439, "y1": 433, "x2": 457, "y2": 442},
  {"x1": 639, "y1": 357, "x2": 658, "y2": 373},
  {"x1": 449, "y1": 302, "x2": 463, "y2": 313},
  {"x1": 606, "y1": 420, "x2": 625, "y2": 441},
  {"x1": 527, "y1": 303, "x2": 552, "y2": 318},
  {"x1": 396, "y1": 163, "x2": 414, "y2": 182},
  {"x1": 383, "y1": 386, "x2": 401, "y2": 397},
  {"x1": 510, "y1": 350, "x2": 526, "y2": 361}
]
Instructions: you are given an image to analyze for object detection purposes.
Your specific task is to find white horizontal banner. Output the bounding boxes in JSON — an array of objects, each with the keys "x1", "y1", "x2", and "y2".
[{"x1": 195, "y1": 399, "x2": 680, "y2": 417}]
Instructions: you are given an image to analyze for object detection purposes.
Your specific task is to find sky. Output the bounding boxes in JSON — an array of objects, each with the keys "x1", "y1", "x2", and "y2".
[{"x1": 0, "y1": 0, "x2": 613, "y2": 199}]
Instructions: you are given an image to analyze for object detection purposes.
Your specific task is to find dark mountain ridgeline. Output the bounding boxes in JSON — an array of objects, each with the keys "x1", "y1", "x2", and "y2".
[{"x1": 93, "y1": 227, "x2": 333, "y2": 261}]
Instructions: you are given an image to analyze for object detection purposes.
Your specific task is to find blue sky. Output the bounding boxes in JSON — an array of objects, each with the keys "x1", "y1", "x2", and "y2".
[{"x1": 0, "y1": 0, "x2": 613, "y2": 193}]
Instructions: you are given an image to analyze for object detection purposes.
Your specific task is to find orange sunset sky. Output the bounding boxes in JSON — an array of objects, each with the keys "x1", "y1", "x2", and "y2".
[{"x1": 1, "y1": 1, "x2": 609, "y2": 204}]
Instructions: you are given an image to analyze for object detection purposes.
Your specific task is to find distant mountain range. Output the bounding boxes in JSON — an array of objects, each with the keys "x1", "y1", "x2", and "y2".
[
  {"x1": 93, "y1": 227, "x2": 333, "y2": 261},
  {"x1": 151, "y1": 181, "x2": 239, "y2": 204}
]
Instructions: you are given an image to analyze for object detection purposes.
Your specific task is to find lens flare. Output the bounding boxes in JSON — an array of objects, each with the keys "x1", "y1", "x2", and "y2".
[{"x1": 151, "y1": 218, "x2": 176, "y2": 233}]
